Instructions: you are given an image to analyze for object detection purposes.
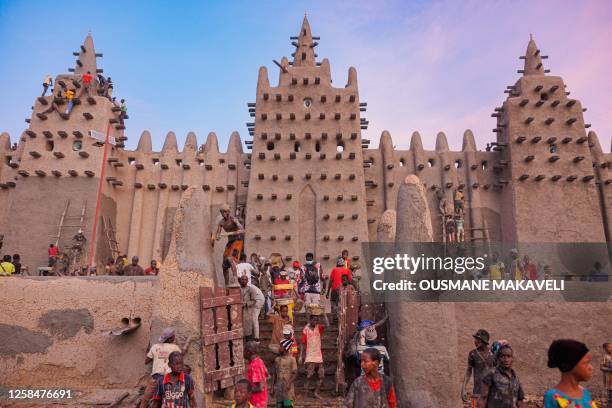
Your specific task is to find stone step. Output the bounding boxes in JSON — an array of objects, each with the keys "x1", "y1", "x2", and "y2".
[{"x1": 259, "y1": 351, "x2": 339, "y2": 366}]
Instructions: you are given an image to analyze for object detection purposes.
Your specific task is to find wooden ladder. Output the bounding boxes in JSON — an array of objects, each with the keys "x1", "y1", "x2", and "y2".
[
  {"x1": 53, "y1": 200, "x2": 87, "y2": 246},
  {"x1": 102, "y1": 216, "x2": 120, "y2": 260},
  {"x1": 52, "y1": 200, "x2": 88, "y2": 275}
]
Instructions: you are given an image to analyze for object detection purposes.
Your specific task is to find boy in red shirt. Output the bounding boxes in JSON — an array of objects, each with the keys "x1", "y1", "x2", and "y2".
[{"x1": 326, "y1": 258, "x2": 353, "y2": 314}]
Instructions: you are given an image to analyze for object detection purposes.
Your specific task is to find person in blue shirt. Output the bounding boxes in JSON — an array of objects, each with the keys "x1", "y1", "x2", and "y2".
[{"x1": 543, "y1": 339, "x2": 597, "y2": 408}]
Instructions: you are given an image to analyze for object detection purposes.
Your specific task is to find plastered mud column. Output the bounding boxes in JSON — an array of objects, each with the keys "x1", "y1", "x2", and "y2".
[
  {"x1": 388, "y1": 175, "x2": 460, "y2": 407},
  {"x1": 150, "y1": 187, "x2": 217, "y2": 405}
]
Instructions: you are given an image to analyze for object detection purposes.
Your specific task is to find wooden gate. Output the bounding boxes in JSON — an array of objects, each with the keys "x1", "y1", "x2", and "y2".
[
  {"x1": 200, "y1": 287, "x2": 245, "y2": 392},
  {"x1": 336, "y1": 285, "x2": 360, "y2": 393}
]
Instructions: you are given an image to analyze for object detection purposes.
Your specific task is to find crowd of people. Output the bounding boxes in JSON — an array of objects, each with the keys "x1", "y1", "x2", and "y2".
[
  {"x1": 462, "y1": 329, "x2": 611, "y2": 407},
  {"x1": 38, "y1": 72, "x2": 127, "y2": 124},
  {"x1": 140, "y1": 319, "x2": 397, "y2": 408},
  {"x1": 232, "y1": 248, "x2": 359, "y2": 343},
  {"x1": 104, "y1": 255, "x2": 160, "y2": 276},
  {"x1": 469, "y1": 249, "x2": 609, "y2": 282}
]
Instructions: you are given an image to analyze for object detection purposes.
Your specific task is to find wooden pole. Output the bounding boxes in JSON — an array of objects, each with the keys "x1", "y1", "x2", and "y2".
[{"x1": 87, "y1": 121, "x2": 111, "y2": 275}]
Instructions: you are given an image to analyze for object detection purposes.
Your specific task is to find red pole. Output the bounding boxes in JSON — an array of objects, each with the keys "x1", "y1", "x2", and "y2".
[{"x1": 87, "y1": 121, "x2": 112, "y2": 274}]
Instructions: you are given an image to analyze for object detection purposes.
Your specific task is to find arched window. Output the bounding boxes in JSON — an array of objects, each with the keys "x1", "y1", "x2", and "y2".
[
  {"x1": 481, "y1": 161, "x2": 488, "y2": 171},
  {"x1": 46, "y1": 140, "x2": 54, "y2": 151},
  {"x1": 427, "y1": 158, "x2": 435, "y2": 168},
  {"x1": 454, "y1": 159, "x2": 462, "y2": 169},
  {"x1": 294, "y1": 142, "x2": 301, "y2": 152},
  {"x1": 336, "y1": 141, "x2": 344, "y2": 153},
  {"x1": 267, "y1": 142, "x2": 274, "y2": 151},
  {"x1": 315, "y1": 140, "x2": 321, "y2": 152},
  {"x1": 399, "y1": 158, "x2": 405, "y2": 167},
  {"x1": 72, "y1": 141, "x2": 82, "y2": 151}
]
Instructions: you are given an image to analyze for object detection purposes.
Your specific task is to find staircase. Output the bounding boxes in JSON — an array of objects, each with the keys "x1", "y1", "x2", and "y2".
[
  {"x1": 258, "y1": 311, "x2": 343, "y2": 406},
  {"x1": 211, "y1": 310, "x2": 345, "y2": 407}
]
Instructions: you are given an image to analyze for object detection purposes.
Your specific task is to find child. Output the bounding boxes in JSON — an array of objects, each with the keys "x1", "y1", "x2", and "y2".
[
  {"x1": 268, "y1": 305, "x2": 293, "y2": 354},
  {"x1": 345, "y1": 348, "x2": 397, "y2": 408},
  {"x1": 602, "y1": 342, "x2": 612, "y2": 407},
  {"x1": 140, "y1": 328, "x2": 186, "y2": 408},
  {"x1": 151, "y1": 352, "x2": 196, "y2": 408},
  {"x1": 245, "y1": 341, "x2": 268, "y2": 408},
  {"x1": 352, "y1": 316, "x2": 390, "y2": 378},
  {"x1": 522, "y1": 255, "x2": 537, "y2": 281},
  {"x1": 273, "y1": 340, "x2": 298, "y2": 407},
  {"x1": 543, "y1": 339, "x2": 597, "y2": 407},
  {"x1": 229, "y1": 379, "x2": 253, "y2": 408},
  {"x1": 273, "y1": 270, "x2": 297, "y2": 321},
  {"x1": 446, "y1": 215, "x2": 456, "y2": 243},
  {"x1": 461, "y1": 329, "x2": 495, "y2": 407},
  {"x1": 479, "y1": 342, "x2": 524, "y2": 408},
  {"x1": 280, "y1": 325, "x2": 299, "y2": 359},
  {"x1": 300, "y1": 311, "x2": 330, "y2": 399},
  {"x1": 455, "y1": 214, "x2": 465, "y2": 243}
]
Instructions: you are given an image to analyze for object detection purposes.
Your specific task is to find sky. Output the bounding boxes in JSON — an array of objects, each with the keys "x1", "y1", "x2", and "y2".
[{"x1": 0, "y1": 0, "x2": 610, "y2": 152}]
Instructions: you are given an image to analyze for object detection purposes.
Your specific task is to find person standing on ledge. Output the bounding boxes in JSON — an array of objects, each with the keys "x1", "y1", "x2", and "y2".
[
  {"x1": 123, "y1": 256, "x2": 144, "y2": 276},
  {"x1": 213, "y1": 204, "x2": 245, "y2": 286},
  {"x1": 42, "y1": 74, "x2": 52, "y2": 96},
  {"x1": 145, "y1": 260, "x2": 160, "y2": 276}
]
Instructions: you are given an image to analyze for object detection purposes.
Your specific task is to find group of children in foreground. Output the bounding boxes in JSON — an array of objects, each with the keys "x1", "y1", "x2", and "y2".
[
  {"x1": 141, "y1": 326, "x2": 610, "y2": 407},
  {"x1": 462, "y1": 329, "x2": 612, "y2": 407}
]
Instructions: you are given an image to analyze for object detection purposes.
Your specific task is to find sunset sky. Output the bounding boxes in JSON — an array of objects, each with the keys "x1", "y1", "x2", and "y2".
[{"x1": 1, "y1": 0, "x2": 610, "y2": 151}]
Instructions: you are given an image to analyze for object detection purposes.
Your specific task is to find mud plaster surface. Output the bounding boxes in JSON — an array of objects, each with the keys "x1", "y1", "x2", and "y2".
[
  {"x1": 38, "y1": 308, "x2": 94, "y2": 340},
  {"x1": 0, "y1": 324, "x2": 53, "y2": 356}
]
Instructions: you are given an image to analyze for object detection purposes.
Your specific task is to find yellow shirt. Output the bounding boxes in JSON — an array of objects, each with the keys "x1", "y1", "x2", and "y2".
[
  {"x1": 0, "y1": 261, "x2": 15, "y2": 276},
  {"x1": 66, "y1": 90, "x2": 75, "y2": 101},
  {"x1": 489, "y1": 262, "x2": 504, "y2": 280}
]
